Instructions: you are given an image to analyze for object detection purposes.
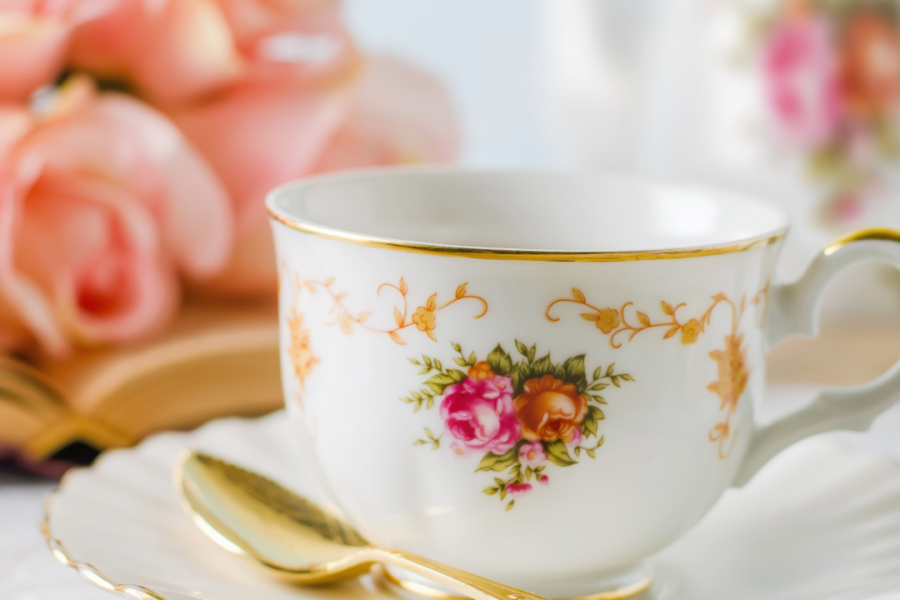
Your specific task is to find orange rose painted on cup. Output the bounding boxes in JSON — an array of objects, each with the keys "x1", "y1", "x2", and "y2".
[{"x1": 515, "y1": 374, "x2": 588, "y2": 445}]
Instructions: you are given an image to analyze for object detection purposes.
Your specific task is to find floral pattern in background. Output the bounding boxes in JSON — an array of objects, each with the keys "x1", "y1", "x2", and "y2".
[
  {"x1": 752, "y1": 0, "x2": 900, "y2": 224},
  {"x1": 403, "y1": 341, "x2": 633, "y2": 511}
]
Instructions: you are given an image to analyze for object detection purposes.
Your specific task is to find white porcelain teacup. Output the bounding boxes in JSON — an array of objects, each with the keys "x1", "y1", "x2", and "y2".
[{"x1": 267, "y1": 168, "x2": 900, "y2": 599}]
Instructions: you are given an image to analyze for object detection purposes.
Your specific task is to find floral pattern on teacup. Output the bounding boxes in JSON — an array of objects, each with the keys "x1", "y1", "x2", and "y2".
[
  {"x1": 403, "y1": 341, "x2": 634, "y2": 511},
  {"x1": 708, "y1": 332, "x2": 751, "y2": 457},
  {"x1": 546, "y1": 285, "x2": 768, "y2": 458},
  {"x1": 287, "y1": 270, "x2": 487, "y2": 345},
  {"x1": 287, "y1": 308, "x2": 318, "y2": 389}
]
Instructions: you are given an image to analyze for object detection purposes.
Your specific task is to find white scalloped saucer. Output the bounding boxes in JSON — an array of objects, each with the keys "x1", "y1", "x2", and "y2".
[{"x1": 43, "y1": 410, "x2": 900, "y2": 600}]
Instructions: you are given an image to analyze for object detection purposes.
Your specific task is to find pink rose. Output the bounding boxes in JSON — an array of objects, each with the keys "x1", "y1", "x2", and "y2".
[
  {"x1": 312, "y1": 56, "x2": 459, "y2": 172},
  {"x1": 68, "y1": 0, "x2": 355, "y2": 107},
  {"x1": 440, "y1": 375, "x2": 521, "y2": 454},
  {"x1": 506, "y1": 482, "x2": 532, "y2": 498},
  {"x1": 538, "y1": 474, "x2": 549, "y2": 486},
  {"x1": 215, "y1": 0, "x2": 357, "y2": 87},
  {"x1": 69, "y1": 0, "x2": 243, "y2": 107},
  {"x1": 519, "y1": 441, "x2": 546, "y2": 468},
  {"x1": 0, "y1": 0, "x2": 116, "y2": 101},
  {"x1": 567, "y1": 427, "x2": 583, "y2": 448},
  {"x1": 763, "y1": 12, "x2": 840, "y2": 145},
  {"x1": 0, "y1": 77, "x2": 232, "y2": 356}
]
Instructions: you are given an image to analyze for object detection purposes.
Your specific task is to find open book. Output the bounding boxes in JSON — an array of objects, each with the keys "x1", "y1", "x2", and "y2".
[{"x1": 0, "y1": 300, "x2": 283, "y2": 466}]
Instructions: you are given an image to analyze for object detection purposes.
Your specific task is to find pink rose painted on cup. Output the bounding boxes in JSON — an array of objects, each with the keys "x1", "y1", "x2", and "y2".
[
  {"x1": 763, "y1": 12, "x2": 840, "y2": 146},
  {"x1": 519, "y1": 441, "x2": 546, "y2": 468},
  {"x1": 440, "y1": 375, "x2": 520, "y2": 454},
  {"x1": 567, "y1": 427, "x2": 583, "y2": 448}
]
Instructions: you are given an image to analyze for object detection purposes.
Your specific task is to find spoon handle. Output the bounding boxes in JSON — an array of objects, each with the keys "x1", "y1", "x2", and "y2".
[{"x1": 362, "y1": 547, "x2": 549, "y2": 600}]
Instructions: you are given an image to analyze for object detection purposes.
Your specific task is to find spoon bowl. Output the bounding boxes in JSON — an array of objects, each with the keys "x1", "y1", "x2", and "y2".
[{"x1": 175, "y1": 451, "x2": 550, "y2": 600}]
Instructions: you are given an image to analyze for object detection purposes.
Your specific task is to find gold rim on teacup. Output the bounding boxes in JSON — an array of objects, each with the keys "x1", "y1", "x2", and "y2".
[
  {"x1": 266, "y1": 167, "x2": 788, "y2": 263},
  {"x1": 268, "y1": 208, "x2": 785, "y2": 262}
]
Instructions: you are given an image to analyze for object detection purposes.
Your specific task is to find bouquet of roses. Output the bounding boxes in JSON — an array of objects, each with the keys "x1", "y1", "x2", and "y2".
[{"x1": 0, "y1": 0, "x2": 456, "y2": 357}]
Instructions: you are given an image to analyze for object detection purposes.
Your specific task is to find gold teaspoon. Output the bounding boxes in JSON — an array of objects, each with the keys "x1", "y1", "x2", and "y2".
[{"x1": 175, "y1": 451, "x2": 549, "y2": 600}]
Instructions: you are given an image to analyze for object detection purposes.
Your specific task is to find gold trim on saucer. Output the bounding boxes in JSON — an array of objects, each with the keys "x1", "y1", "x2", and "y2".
[
  {"x1": 824, "y1": 227, "x2": 900, "y2": 256},
  {"x1": 42, "y1": 492, "x2": 165, "y2": 600},
  {"x1": 374, "y1": 564, "x2": 652, "y2": 600},
  {"x1": 269, "y1": 209, "x2": 786, "y2": 263}
]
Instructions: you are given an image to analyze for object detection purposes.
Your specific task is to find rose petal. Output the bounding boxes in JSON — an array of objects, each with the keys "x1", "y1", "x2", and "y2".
[
  {"x1": 313, "y1": 55, "x2": 459, "y2": 172},
  {"x1": 0, "y1": 13, "x2": 68, "y2": 101},
  {"x1": 0, "y1": 167, "x2": 68, "y2": 355},
  {"x1": 173, "y1": 77, "x2": 350, "y2": 295},
  {"x1": 220, "y1": 0, "x2": 359, "y2": 87},
  {"x1": 66, "y1": 0, "x2": 142, "y2": 76},
  {"x1": 94, "y1": 94, "x2": 234, "y2": 279},
  {"x1": 15, "y1": 104, "x2": 159, "y2": 199},
  {"x1": 0, "y1": 1, "x2": 120, "y2": 101},
  {"x1": 132, "y1": 0, "x2": 243, "y2": 106},
  {"x1": 0, "y1": 104, "x2": 32, "y2": 159},
  {"x1": 59, "y1": 251, "x2": 179, "y2": 345},
  {"x1": 214, "y1": 0, "x2": 341, "y2": 43},
  {"x1": 173, "y1": 78, "x2": 350, "y2": 229},
  {"x1": 70, "y1": 0, "x2": 243, "y2": 106}
]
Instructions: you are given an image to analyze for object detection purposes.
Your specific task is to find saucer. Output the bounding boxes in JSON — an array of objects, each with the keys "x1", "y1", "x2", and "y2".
[{"x1": 43, "y1": 410, "x2": 900, "y2": 600}]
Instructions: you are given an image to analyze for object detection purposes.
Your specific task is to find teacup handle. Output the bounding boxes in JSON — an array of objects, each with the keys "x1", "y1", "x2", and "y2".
[{"x1": 734, "y1": 229, "x2": 900, "y2": 487}]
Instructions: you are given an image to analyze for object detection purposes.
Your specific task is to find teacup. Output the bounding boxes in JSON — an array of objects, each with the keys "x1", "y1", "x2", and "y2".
[{"x1": 267, "y1": 168, "x2": 900, "y2": 599}]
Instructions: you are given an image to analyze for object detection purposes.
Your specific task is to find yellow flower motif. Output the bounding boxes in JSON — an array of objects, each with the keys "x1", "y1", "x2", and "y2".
[
  {"x1": 412, "y1": 306, "x2": 437, "y2": 340},
  {"x1": 467, "y1": 361, "x2": 496, "y2": 381},
  {"x1": 339, "y1": 312, "x2": 354, "y2": 334},
  {"x1": 707, "y1": 333, "x2": 750, "y2": 415},
  {"x1": 595, "y1": 308, "x2": 619, "y2": 334},
  {"x1": 680, "y1": 318, "x2": 701, "y2": 345},
  {"x1": 287, "y1": 309, "x2": 319, "y2": 388}
]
